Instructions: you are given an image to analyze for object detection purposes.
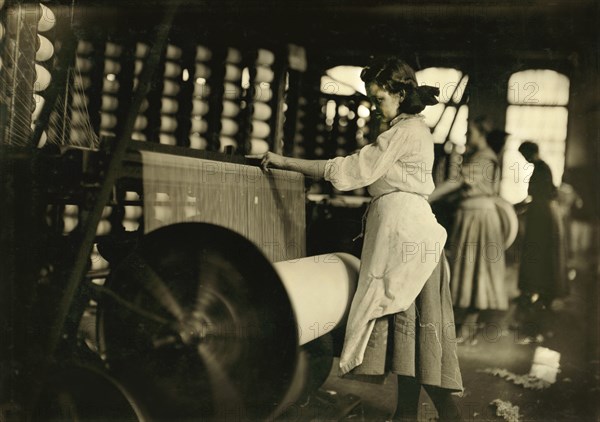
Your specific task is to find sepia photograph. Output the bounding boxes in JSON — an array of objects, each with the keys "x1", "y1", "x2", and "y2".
[{"x1": 0, "y1": 0, "x2": 598, "y2": 421}]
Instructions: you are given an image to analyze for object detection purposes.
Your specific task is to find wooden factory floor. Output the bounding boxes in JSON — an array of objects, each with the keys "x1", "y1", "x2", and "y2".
[{"x1": 280, "y1": 259, "x2": 599, "y2": 422}]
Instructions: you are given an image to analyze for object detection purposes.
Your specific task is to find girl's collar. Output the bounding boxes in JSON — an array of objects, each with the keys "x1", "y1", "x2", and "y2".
[{"x1": 389, "y1": 113, "x2": 423, "y2": 127}]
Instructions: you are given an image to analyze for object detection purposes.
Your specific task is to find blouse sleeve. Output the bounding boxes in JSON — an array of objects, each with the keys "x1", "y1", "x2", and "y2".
[{"x1": 324, "y1": 126, "x2": 418, "y2": 191}]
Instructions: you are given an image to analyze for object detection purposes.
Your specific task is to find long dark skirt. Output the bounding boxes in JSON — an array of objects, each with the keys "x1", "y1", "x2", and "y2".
[
  {"x1": 519, "y1": 199, "x2": 568, "y2": 299},
  {"x1": 347, "y1": 253, "x2": 463, "y2": 393},
  {"x1": 447, "y1": 197, "x2": 508, "y2": 311}
]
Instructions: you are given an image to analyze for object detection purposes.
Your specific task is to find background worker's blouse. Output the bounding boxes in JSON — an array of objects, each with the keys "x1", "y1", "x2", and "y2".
[
  {"x1": 459, "y1": 147, "x2": 500, "y2": 197},
  {"x1": 324, "y1": 114, "x2": 447, "y2": 375}
]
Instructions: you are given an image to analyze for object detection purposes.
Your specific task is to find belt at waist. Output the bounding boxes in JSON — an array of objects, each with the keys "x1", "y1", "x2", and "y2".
[
  {"x1": 459, "y1": 195, "x2": 496, "y2": 209},
  {"x1": 353, "y1": 189, "x2": 429, "y2": 241},
  {"x1": 371, "y1": 189, "x2": 429, "y2": 203}
]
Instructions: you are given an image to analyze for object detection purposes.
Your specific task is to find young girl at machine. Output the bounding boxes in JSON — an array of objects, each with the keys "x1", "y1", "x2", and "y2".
[{"x1": 248, "y1": 57, "x2": 463, "y2": 422}]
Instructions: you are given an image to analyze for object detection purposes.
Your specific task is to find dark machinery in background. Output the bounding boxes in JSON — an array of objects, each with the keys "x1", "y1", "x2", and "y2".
[{"x1": 0, "y1": 1, "x2": 363, "y2": 420}]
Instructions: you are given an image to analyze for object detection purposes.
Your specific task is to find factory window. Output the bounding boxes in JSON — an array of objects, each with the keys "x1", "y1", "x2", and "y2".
[
  {"x1": 321, "y1": 66, "x2": 367, "y2": 96},
  {"x1": 416, "y1": 68, "x2": 470, "y2": 147},
  {"x1": 320, "y1": 66, "x2": 470, "y2": 145},
  {"x1": 503, "y1": 70, "x2": 570, "y2": 202},
  {"x1": 309, "y1": 66, "x2": 373, "y2": 196},
  {"x1": 318, "y1": 66, "x2": 373, "y2": 157}
]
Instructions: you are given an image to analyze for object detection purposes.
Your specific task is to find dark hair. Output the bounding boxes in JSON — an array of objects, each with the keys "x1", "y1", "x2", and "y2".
[
  {"x1": 360, "y1": 56, "x2": 439, "y2": 114},
  {"x1": 487, "y1": 129, "x2": 509, "y2": 154},
  {"x1": 518, "y1": 141, "x2": 539, "y2": 160}
]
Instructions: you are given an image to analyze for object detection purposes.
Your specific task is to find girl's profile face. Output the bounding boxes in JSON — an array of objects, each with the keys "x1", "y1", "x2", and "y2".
[{"x1": 367, "y1": 83, "x2": 402, "y2": 123}]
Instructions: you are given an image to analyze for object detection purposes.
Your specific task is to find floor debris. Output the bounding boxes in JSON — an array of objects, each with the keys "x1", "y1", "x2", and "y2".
[
  {"x1": 490, "y1": 399, "x2": 521, "y2": 422},
  {"x1": 478, "y1": 368, "x2": 552, "y2": 390}
]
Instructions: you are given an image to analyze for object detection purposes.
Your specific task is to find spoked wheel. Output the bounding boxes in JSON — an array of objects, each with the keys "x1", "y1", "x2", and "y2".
[
  {"x1": 33, "y1": 364, "x2": 146, "y2": 421},
  {"x1": 97, "y1": 223, "x2": 299, "y2": 421}
]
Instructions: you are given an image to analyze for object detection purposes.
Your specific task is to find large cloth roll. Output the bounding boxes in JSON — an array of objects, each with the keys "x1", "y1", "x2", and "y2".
[
  {"x1": 274, "y1": 253, "x2": 360, "y2": 346},
  {"x1": 494, "y1": 196, "x2": 518, "y2": 248}
]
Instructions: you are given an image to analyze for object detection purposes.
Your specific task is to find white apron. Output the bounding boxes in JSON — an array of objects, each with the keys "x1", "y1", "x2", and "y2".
[
  {"x1": 322, "y1": 114, "x2": 447, "y2": 375},
  {"x1": 338, "y1": 190, "x2": 446, "y2": 375}
]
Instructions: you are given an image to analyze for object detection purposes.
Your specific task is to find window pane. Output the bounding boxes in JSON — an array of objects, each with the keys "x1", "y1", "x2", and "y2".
[
  {"x1": 448, "y1": 104, "x2": 469, "y2": 145},
  {"x1": 507, "y1": 69, "x2": 569, "y2": 106},
  {"x1": 433, "y1": 106, "x2": 456, "y2": 143},
  {"x1": 452, "y1": 75, "x2": 469, "y2": 103},
  {"x1": 506, "y1": 105, "x2": 568, "y2": 185},
  {"x1": 506, "y1": 105, "x2": 568, "y2": 143},
  {"x1": 416, "y1": 68, "x2": 463, "y2": 104},
  {"x1": 421, "y1": 103, "x2": 445, "y2": 128},
  {"x1": 324, "y1": 66, "x2": 367, "y2": 96},
  {"x1": 320, "y1": 75, "x2": 357, "y2": 96}
]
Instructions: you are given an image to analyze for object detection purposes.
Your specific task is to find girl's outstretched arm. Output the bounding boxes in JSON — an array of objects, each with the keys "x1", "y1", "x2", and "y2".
[{"x1": 246, "y1": 152, "x2": 328, "y2": 179}]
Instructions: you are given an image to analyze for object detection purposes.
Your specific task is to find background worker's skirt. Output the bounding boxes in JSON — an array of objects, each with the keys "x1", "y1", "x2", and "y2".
[
  {"x1": 448, "y1": 197, "x2": 508, "y2": 311},
  {"x1": 519, "y1": 199, "x2": 568, "y2": 300},
  {"x1": 347, "y1": 252, "x2": 463, "y2": 393}
]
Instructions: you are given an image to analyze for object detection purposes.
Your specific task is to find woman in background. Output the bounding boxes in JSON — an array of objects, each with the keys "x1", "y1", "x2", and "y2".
[
  {"x1": 429, "y1": 116, "x2": 508, "y2": 344},
  {"x1": 517, "y1": 141, "x2": 568, "y2": 312},
  {"x1": 249, "y1": 57, "x2": 463, "y2": 421},
  {"x1": 486, "y1": 129, "x2": 509, "y2": 172}
]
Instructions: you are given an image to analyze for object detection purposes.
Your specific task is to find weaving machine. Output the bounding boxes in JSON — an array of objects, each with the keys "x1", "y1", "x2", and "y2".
[{"x1": 0, "y1": 2, "x2": 361, "y2": 420}]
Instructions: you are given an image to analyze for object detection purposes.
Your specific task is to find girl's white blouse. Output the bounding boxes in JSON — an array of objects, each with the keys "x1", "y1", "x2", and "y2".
[{"x1": 324, "y1": 114, "x2": 436, "y2": 198}]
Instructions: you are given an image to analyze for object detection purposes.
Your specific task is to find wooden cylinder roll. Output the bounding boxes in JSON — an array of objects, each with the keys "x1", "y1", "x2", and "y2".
[
  {"x1": 36, "y1": 35, "x2": 54, "y2": 61},
  {"x1": 105, "y1": 42, "x2": 123, "y2": 57},
  {"x1": 190, "y1": 117, "x2": 208, "y2": 133},
  {"x1": 100, "y1": 113, "x2": 118, "y2": 130},
  {"x1": 224, "y1": 64, "x2": 241, "y2": 81},
  {"x1": 226, "y1": 47, "x2": 242, "y2": 64},
  {"x1": 34, "y1": 64, "x2": 51, "y2": 91},
  {"x1": 32, "y1": 95, "x2": 45, "y2": 121},
  {"x1": 189, "y1": 134, "x2": 207, "y2": 149},
  {"x1": 195, "y1": 63, "x2": 211, "y2": 78},
  {"x1": 251, "y1": 120, "x2": 270, "y2": 138},
  {"x1": 164, "y1": 61, "x2": 181, "y2": 78},
  {"x1": 255, "y1": 65, "x2": 274, "y2": 83},
  {"x1": 249, "y1": 138, "x2": 269, "y2": 154},
  {"x1": 274, "y1": 253, "x2": 360, "y2": 346},
  {"x1": 195, "y1": 45, "x2": 212, "y2": 61},
  {"x1": 256, "y1": 48, "x2": 275, "y2": 66},
  {"x1": 162, "y1": 79, "x2": 180, "y2": 96},
  {"x1": 161, "y1": 97, "x2": 179, "y2": 114},
  {"x1": 104, "y1": 59, "x2": 121, "y2": 75},
  {"x1": 76, "y1": 56, "x2": 93, "y2": 72},
  {"x1": 220, "y1": 118, "x2": 239, "y2": 136},
  {"x1": 101, "y1": 95, "x2": 119, "y2": 111},
  {"x1": 192, "y1": 99, "x2": 209, "y2": 116},
  {"x1": 252, "y1": 102, "x2": 272, "y2": 121},
  {"x1": 165, "y1": 44, "x2": 182, "y2": 60},
  {"x1": 102, "y1": 78, "x2": 119, "y2": 94},
  {"x1": 38, "y1": 4, "x2": 56, "y2": 32}
]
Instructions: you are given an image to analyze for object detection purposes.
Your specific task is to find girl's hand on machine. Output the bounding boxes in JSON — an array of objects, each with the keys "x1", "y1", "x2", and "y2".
[{"x1": 245, "y1": 152, "x2": 285, "y2": 172}]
